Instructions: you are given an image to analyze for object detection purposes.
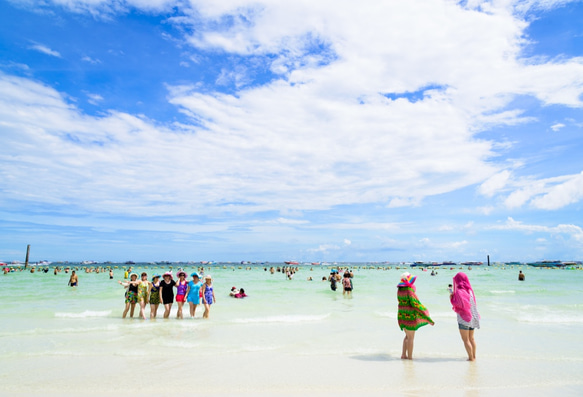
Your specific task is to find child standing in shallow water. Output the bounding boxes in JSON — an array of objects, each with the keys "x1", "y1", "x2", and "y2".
[{"x1": 201, "y1": 275, "x2": 216, "y2": 319}]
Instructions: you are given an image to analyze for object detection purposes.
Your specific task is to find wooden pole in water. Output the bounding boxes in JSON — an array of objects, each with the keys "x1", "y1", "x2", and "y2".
[
  {"x1": 25, "y1": 244, "x2": 30, "y2": 269},
  {"x1": 487, "y1": 255, "x2": 490, "y2": 266}
]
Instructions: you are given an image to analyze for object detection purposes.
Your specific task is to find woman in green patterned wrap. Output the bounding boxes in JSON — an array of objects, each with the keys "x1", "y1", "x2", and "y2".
[{"x1": 397, "y1": 272, "x2": 434, "y2": 360}]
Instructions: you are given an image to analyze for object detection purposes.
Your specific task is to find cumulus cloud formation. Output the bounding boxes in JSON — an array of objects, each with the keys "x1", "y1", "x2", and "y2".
[{"x1": 2, "y1": 0, "x2": 583, "y2": 222}]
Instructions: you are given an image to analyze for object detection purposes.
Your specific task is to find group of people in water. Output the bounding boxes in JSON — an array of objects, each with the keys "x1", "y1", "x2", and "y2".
[
  {"x1": 397, "y1": 271, "x2": 479, "y2": 361},
  {"x1": 118, "y1": 271, "x2": 216, "y2": 320},
  {"x1": 327, "y1": 269, "x2": 354, "y2": 296}
]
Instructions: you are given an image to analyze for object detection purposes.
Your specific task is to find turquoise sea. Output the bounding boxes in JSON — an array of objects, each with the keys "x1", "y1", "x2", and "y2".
[{"x1": 1, "y1": 263, "x2": 582, "y2": 396}]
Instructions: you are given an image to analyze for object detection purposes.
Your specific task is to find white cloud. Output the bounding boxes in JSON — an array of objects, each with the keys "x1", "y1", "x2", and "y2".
[
  {"x1": 419, "y1": 237, "x2": 468, "y2": 250},
  {"x1": 307, "y1": 244, "x2": 341, "y2": 253},
  {"x1": 3, "y1": 1, "x2": 583, "y2": 220},
  {"x1": 86, "y1": 92, "x2": 104, "y2": 105},
  {"x1": 343, "y1": 239, "x2": 351, "y2": 245},
  {"x1": 491, "y1": 217, "x2": 583, "y2": 243},
  {"x1": 530, "y1": 172, "x2": 583, "y2": 209},
  {"x1": 478, "y1": 170, "x2": 511, "y2": 197},
  {"x1": 551, "y1": 122, "x2": 565, "y2": 132},
  {"x1": 503, "y1": 173, "x2": 583, "y2": 210},
  {"x1": 81, "y1": 56, "x2": 101, "y2": 64},
  {"x1": 29, "y1": 43, "x2": 61, "y2": 57}
]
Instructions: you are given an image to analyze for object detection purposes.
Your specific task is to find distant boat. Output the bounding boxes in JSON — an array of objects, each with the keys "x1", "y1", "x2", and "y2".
[
  {"x1": 125, "y1": 261, "x2": 136, "y2": 265},
  {"x1": 461, "y1": 262, "x2": 483, "y2": 266},
  {"x1": 284, "y1": 261, "x2": 299, "y2": 265},
  {"x1": 527, "y1": 260, "x2": 565, "y2": 267},
  {"x1": 311, "y1": 262, "x2": 321, "y2": 265}
]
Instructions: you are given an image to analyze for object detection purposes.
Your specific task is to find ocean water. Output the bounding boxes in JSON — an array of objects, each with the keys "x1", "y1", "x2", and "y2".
[{"x1": 1, "y1": 264, "x2": 582, "y2": 396}]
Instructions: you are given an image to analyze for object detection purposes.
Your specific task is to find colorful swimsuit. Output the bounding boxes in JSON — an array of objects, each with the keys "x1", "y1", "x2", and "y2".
[
  {"x1": 176, "y1": 281, "x2": 188, "y2": 302},
  {"x1": 137, "y1": 281, "x2": 149, "y2": 302},
  {"x1": 149, "y1": 282, "x2": 161, "y2": 305},
  {"x1": 125, "y1": 283, "x2": 138, "y2": 304},
  {"x1": 204, "y1": 284, "x2": 214, "y2": 304},
  {"x1": 187, "y1": 281, "x2": 202, "y2": 304}
]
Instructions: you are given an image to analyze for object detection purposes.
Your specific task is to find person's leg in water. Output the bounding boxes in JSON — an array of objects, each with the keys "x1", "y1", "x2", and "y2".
[
  {"x1": 469, "y1": 329, "x2": 476, "y2": 360},
  {"x1": 163, "y1": 303, "x2": 172, "y2": 318},
  {"x1": 401, "y1": 329, "x2": 415, "y2": 359},
  {"x1": 122, "y1": 302, "x2": 130, "y2": 318},
  {"x1": 459, "y1": 328, "x2": 475, "y2": 361},
  {"x1": 189, "y1": 302, "x2": 198, "y2": 318},
  {"x1": 176, "y1": 300, "x2": 184, "y2": 319},
  {"x1": 150, "y1": 303, "x2": 159, "y2": 319},
  {"x1": 139, "y1": 299, "x2": 147, "y2": 319}
]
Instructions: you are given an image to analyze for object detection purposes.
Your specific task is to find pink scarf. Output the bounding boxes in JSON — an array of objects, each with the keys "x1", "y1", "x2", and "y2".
[{"x1": 450, "y1": 272, "x2": 476, "y2": 322}]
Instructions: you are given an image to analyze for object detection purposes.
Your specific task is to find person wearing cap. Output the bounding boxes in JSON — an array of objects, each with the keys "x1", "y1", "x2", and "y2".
[
  {"x1": 149, "y1": 274, "x2": 161, "y2": 318},
  {"x1": 175, "y1": 271, "x2": 188, "y2": 319},
  {"x1": 229, "y1": 286, "x2": 239, "y2": 297},
  {"x1": 201, "y1": 275, "x2": 216, "y2": 319},
  {"x1": 160, "y1": 272, "x2": 176, "y2": 319},
  {"x1": 185, "y1": 273, "x2": 202, "y2": 318},
  {"x1": 397, "y1": 272, "x2": 434, "y2": 360},
  {"x1": 119, "y1": 273, "x2": 140, "y2": 318}
]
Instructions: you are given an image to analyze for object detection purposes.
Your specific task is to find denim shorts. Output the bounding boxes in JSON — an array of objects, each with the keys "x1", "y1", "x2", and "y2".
[{"x1": 458, "y1": 323, "x2": 474, "y2": 331}]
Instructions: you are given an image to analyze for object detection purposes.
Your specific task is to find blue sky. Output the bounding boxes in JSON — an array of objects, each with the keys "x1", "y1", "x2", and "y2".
[{"x1": 1, "y1": 0, "x2": 583, "y2": 263}]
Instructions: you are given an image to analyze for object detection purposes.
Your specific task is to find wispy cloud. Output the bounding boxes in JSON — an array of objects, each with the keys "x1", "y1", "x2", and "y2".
[
  {"x1": 81, "y1": 56, "x2": 101, "y2": 64},
  {"x1": 86, "y1": 92, "x2": 104, "y2": 105},
  {"x1": 29, "y1": 43, "x2": 61, "y2": 57}
]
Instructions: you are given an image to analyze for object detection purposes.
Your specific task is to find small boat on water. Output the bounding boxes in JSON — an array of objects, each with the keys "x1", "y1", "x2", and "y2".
[{"x1": 284, "y1": 261, "x2": 299, "y2": 265}]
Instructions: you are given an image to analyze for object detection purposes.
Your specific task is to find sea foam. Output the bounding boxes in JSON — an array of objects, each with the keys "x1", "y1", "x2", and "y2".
[{"x1": 55, "y1": 310, "x2": 112, "y2": 318}]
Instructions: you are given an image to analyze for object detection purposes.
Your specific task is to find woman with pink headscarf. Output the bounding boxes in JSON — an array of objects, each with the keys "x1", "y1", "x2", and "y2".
[{"x1": 450, "y1": 272, "x2": 480, "y2": 361}]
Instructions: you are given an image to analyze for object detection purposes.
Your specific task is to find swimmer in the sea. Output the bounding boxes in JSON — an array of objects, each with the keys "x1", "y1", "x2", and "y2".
[{"x1": 68, "y1": 271, "x2": 78, "y2": 287}]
